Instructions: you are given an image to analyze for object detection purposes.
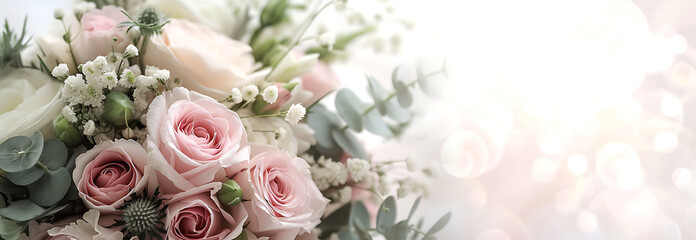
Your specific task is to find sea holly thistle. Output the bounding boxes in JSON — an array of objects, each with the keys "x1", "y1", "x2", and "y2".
[
  {"x1": 119, "y1": 7, "x2": 170, "y2": 71},
  {"x1": 110, "y1": 187, "x2": 168, "y2": 240}
]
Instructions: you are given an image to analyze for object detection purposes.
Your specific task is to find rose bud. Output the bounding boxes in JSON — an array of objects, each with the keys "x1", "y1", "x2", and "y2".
[
  {"x1": 53, "y1": 116, "x2": 83, "y2": 147},
  {"x1": 217, "y1": 179, "x2": 244, "y2": 206},
  {"x1": 103, "y1": 92, "x2": 134, "y2": 127}
]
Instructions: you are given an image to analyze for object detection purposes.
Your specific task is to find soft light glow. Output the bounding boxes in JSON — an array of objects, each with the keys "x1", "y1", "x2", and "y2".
[
  {"x1": 653, "y1": 131, "x2": 678, "y2": 153},
  {"x1": 659, "y1": 93, "x2": 683, "y2": 118},
  {"x1": 475, "y1": 228, "x2": 512, "y2": 240},
  {"x1": 568, "y1": 154, "x2": 588, "y2": 176},
  {"x1": 672, "y1": 167, "x2": 692, "y2": 188},
  {"x1": 596, "y1": 142, "x2": 644, "y2": 190},
  {"x1": 440, "y1": 129, "x2": 489, "y2": 178},
  {"x1": 576, "y1": 211, "x2": 598, "y2": 233}
]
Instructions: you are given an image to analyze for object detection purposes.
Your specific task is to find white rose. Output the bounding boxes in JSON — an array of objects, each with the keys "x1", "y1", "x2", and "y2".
[
  {"x1": 143, "y1": 0, "x2": 248, "y2": 36},
  {"x1": 0, "y1": 69, "x2": 63, "y2": 142},
  {"x1": 243, "y1": 117, "x2": 316, "y2": 156}
]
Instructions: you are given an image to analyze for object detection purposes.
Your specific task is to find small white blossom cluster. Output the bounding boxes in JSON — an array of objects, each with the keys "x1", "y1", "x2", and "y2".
[
  {"x1": 346, "y1": 158, "x2": 370, "y2": 182},
  {"x1": 56, "y1": 45, "x2": 170, "y2": 142},
  {"x1": 285, "y1": 103, "x2": 306, "y2": 124},
  {"x1": 304, "y1": 155, "x2": 349, "y2": 191}
]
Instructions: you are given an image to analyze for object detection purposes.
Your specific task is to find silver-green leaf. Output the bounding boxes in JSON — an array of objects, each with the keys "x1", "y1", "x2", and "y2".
[
  {"x1": 28, "y1": 167, "x2": 71, "y2": 207},
  {"x1": 367, "y1": 75, "x2": 388, "y2": 115},
  {"x1": 335, "y1": 89, "x2": 366, "y2": 131},
  {"x1": 5, "y1": 165, "x2": 44, "y2": 186},
  {"x1": 331, "y1": 129, "x2": 367, "y2": 159},
  {"x1": 363, "y1": 110, "x2": 392, "y2": 137},
  {"x1": 0, "y1": 199, "x2": 45, "y2": 221},
  {"x1": 377, "y1": 196, "x2": 397, "y2": 233},
  {"x1": 0, "y1": 132, "x2": 44, "y2": 172}
]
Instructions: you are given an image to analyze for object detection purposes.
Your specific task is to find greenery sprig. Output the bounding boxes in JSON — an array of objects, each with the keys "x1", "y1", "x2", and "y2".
[
  {"x1": 0, "y1": 17, "x2": 30, "y2": 69},
  {"x1": 119, "y1": 8, "x2": 170, "y2": 71}
]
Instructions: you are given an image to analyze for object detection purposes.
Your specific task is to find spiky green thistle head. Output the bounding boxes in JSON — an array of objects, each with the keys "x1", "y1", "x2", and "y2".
[{"x1": 111, "y1": 188, "x2": 167, "y2": 240}]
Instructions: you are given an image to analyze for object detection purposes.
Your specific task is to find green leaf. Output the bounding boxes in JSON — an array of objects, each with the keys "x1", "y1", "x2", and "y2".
[
  {"x1": 338, "y1": 230, "x2": 360, "y2": 240},
  {"x1": 307, "y1": 105, "x2": 341, "y2": 149},
  {"x1": 331, "y1": 129, "x2": 367, "y2": 159},
  {"x1": 28, "y1": 167, "x2": 71, "y2": 207},
  {"x1": 41, "y1": 139, "x2": 68, "y2": 170},
  {"x1": 0, "y1": 199, "x2": 45, "y2": 221},
  {"x1": 5, "y1": 165, "x2": 44, "y2": 186},
  {"x1": 385, "y1": 98, "x2": 411, "y2": 124},
  {"x1": 392, "y1": 66, "x2": 414, "y2": 108},
  {"x1": 408, "y1": 197, "x2": 422, "y2": 221},
  {"x1": 363, "y1": 110, "x2": 392, "y2": 137},
  {"x1": 0, "y1": 132, "x2": 44, "y2": 172},
  {"x1": 65, "y1": 145, "x2": 87, "y2": 173},
  {"x1": 367, "y1": 75, "x2": 388, "y2": 115},
  {"x1": 351, "y1": 201, "x2": 370, "y2": 231},
  {"x1": 384, "y1": 220, "x2": 410, "y2": 240},
  {"x1": 0, "y1": 218, "x2": 24, "y2": 240},
  {"x1": 424, "y1": 212, "x2": 452, "y2": 238},
  {"x1": 0, "y1": 181, "x2": 26, "y2": 198},
  {"x1": 335, "y1": 89, "x2": 366, "y2": 131},
  {"x1": 377, "y1": 196, "x2": 397, "y2": 233}
]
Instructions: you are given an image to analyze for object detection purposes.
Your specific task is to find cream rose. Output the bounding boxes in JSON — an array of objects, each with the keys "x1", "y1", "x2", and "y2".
[
  {"x1": 0, "y1": 68, "x2": 63, "y2": 142},
  {"x1": 147, "y1": 87, "x2": 250, "y2": 194},
  {"x1": 47, "y1": 210, "x2": 123, "y2": 239},
  {"x1": 233, "y1": 145, "x2": 329, "y2": 239},
  {"x1": 143, "y1": 0, "x2": 245, "y2": 36},
  {"x1": 243, "y1": 117, "x2": 316, "y2": 156},
  {"x1": 144, "y1": 19, "x2": 256, "y2": 99}
]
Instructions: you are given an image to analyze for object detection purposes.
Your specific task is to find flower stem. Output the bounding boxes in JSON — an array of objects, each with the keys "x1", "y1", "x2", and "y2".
[{"x1": 61, "y1": 20, "x2": 79, "y2": 70}]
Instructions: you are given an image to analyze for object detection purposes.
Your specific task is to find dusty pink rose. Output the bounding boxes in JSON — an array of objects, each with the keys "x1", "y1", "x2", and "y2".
[
  {"x1": 47, "y1": 210, "x2": 123, "y2": 239},
  {"x1": 73, "y1": 6, "x2": 130, "y2": 64},
  {"x1": 147, "y1": 87, "x2": 250, "y2": 193},
  {"x1": 165, "y1": 182, "x2": 248, "y2": 240},
  {"x1": 233, "y1": 145, "x2": 329, "y2": 239},
  {"x1": 301, "y1": 61, "x2": 340, "y2": 105},
  {"x1": 73, "y1": 139, "x2": 149, "y2": 213},
  {"x1": 144, "y1": 19, "x2": 256, "y2": 99}
]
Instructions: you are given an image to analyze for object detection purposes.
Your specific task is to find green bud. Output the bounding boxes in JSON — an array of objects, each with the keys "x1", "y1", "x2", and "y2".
[
  {"x1": 217, "y1": 179, "x2": 243, "y2": 206},
  {"x1": 251, "y1": 95, "x2": 269, "y2": 115},
  {"x1": 260, "y1": 0, "x2": 288, "y2": 27},
  {"x1": 262, "y1": 45, "x2": 287, "y2": 67},
  {"x1": 282, "y1": 82, "x2": 298, "y2": 91},
  {"x1": 103, "y1": 92, "x2": 135, "y2": 127},
  {"x1": 53, "y1": 116, "x2": 83, "y2": 148},
  {"x1": 252, "y1": 38, "x2": 278, "y2": 62}
]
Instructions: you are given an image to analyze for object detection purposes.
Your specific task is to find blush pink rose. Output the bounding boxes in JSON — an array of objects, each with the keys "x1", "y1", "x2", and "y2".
[
  {"x1": 301, "y1": 61, "x2": 340, "y2": 105},
  {"x1": 233, "y1": 145, "x2": 329, "y2": 239},
  {"x1": 73, "y1": 6, "x2": 130, "y2": 64},
  {"x1": 144, "y1": 19, "x2": 256, "y2": 99},
  {"x1": 165, "y1": 182, "x2": 248, "y2": 240},
  {"x1": 73, "y1": 139, "x2": 150, "y2": 213},
  {"x1": 147, "y1": 87, "x2": 250, "y2": 193},
  {"x1": 261, "y1": 83, "x2": 292, "y2": 113}
]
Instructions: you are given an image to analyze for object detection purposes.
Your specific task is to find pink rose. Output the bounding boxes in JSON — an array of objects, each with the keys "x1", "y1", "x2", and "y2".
[
  {"x1": 301, "y1": 61, "x2": 340, "y2": 105},
  {"x1": 261, "y1": 83, "x2": 292, "y2": 113},
  {"x1": 73, "y1": 139, "x2": 150, "y2": 213},
  {"x1": 144, "y1": 19, "x2": 256, "y2": 99},
  {"x1": 147, "y1": 87, "x2": 250, "y2": 193},
  {"x1": 233, "y1": 145, "x2": 329, "y2": 239},
  {"x1": 47, "y1": 210, "x2": 124, "y2": 239},
  {"x1": 73, "y1": 6, "x2": 130, "y2": 64},
  {"x1": 165, "y1": 182, "x2": 248, "y2": 240}
]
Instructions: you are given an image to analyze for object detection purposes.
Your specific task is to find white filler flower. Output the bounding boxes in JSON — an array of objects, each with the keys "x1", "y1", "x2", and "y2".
[
  {"x1": 285, "y1": 103, "x2": 306, "y2": 124},
  {"x1": 346, "y1": 158, "x2": 370, "y2": 182},
  {"x1": 262, "y1": 85, "x2": 279, "y2": 104}
]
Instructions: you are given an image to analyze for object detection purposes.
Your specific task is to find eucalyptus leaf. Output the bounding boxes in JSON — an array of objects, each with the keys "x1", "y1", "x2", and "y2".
[
  {"x1": 36, "y1": 203, "x2": 68, "y2": 219},
  {"x1": 411, "y1": 218, "x2": 425, "y2": 240},
  {"x1": 424, "y1": 212, "x2": 452, "y2": 238},
  {"x1": 5, "y1": 165, "x2": 44, "y2": 186},
  {"x1": 354, "y1": 219, "x2": 372, "y2": 240},
  {"x1": 377, "y1": 196, "x2": 397, "y2": 233},
  {"x1": 408, "y1": 197, "x2": 422, "y2": 221},
  {"x1": 394, "y1": 81, "x2": 413, "y2": 108},
  {"x1": 351, "y1": 201, "x2": 370, "y2": 231},
  {"x1": 41, "y1": 139, "x2": 68, "y2": 170},
  {"x1": 367, "y1": 75, "x2": 388, "y2": 115},
  {"x1": 331, "y1": 129, "x2": 367, "y2": 159},
  {"x1": 363, "y1": 110, "x2": 392, "y2": 137},
  {"x1": 307, "y1": 105, "x2": 341, "y2": 149},
  {"x1": 384, "y1": 220, "x2": 410, "y2": 240},
  {"x1": 0, "y1": 218, "x2": 24, "y2": 240},
  {"x1": 65, "y1": 145, "x2": 87, "y2": 173},
  {"x1": 28, "y1": 167, "x2": 71, "y2": 207},
  {"x1": 335, "y1": 89, "x2": 366, "y2": 131},
  {"x1": 0, "y1": 132, "x2": 44, "y2": 172},
  {"x1": 0, "y1": 180, "x2": 26, "y2": 198},
  {"x1": 385, "y1": 98, "x2": 411, "y2": 123},
  {"x1": 338, "y1": 230, "x2": 360, "y2": 240},
  {"x1": 415, "y1": 59, "x2": 432, "y2": 97},
  {"x1": 0, "y1": 199, "x2": 45, "y2": 221}
]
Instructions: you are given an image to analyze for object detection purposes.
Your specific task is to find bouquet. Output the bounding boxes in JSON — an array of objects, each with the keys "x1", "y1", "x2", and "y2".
[{"x1": 0, "y1": 0, "x2": 450, "y2": 239}]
